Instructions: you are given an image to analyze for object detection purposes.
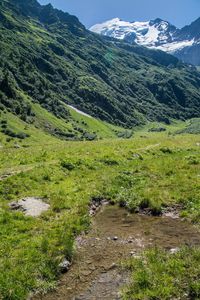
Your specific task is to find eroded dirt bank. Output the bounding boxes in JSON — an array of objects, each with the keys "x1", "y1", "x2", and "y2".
[{"x1": 34, "y1": 205, "x2": 200, "y2": 300}]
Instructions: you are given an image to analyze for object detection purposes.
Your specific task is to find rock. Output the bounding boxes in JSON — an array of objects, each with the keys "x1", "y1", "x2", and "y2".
[
  {"x1": 89, "y1": 198, "x2": 109, "y2": 216},
  {"x1": 130, "y1": 252, "x2": 141, "y2": 259},
  {"x1": 132, "y1": 153, "x2": 143, "y2": 160},
  {"x1": 59, "y1": 259, "x2": 71, "y2": 273},
  {"x1": 119, "y1": 200, "x2": 127, "y2": 208},
  {"x1": 169, "y1": 247, "x2": 180, "y2": 254},
  {"x1": 112, "y1": 236, "x2": 118, "y2": 241},
  {"x1": 0, "y1": 174, "x2": 8, "y2": 180},
  {"x1": 108, "y1": 263, "x2": 117, "y2": 270},
  {"x1": 128, "y1": 239, "x2": 133, "y2": 243},
  {"x1": 9, "y1": 201, "x2": 22, "y2": 210},
  {"x1": 9, "y1": 197, "x2": 50, "y2": 217},
  {"x1": 14, "y1": 144, "x2": 21, "y2": 149},
  {"x1": 148, "y1": 127, "x2": 166, "y2": 133},
  {"x1": 134, "y1": 207, "x2": 140, "y2": 213},
  {"x1": 162, "y1": 206, "x2": 180, "y2": 219}
]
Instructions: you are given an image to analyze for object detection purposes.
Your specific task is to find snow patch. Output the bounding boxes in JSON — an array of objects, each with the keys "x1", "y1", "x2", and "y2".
[
  {"x1": 90, "y1": 18, "x2": 171, "y2": 47},
  {"x1": 139, "y1": 25, "x2": 159, "y2": 46},
  {"x1": 67, "y1": 105, "x2": 93, "y2": 118},
  {"x1": 156, "y1": 39, "x2": 195, "y2": 53},
  {"x1": 90, "y1": 18, "x2": 196, "y2": 54}
]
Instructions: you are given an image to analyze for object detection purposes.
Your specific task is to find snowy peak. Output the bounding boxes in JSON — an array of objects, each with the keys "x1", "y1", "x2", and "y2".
[
  {"x1": 90, "y1": 17, "x2": 200, "y2": 65},
  {"x1": 90, "y1": 18, "x2": 177, "y2": 48}
]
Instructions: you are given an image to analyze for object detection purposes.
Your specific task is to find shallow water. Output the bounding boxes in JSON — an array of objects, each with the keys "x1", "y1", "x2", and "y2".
[{"x1": 35, "y1": 205, "x2": 200, "y2": 300}]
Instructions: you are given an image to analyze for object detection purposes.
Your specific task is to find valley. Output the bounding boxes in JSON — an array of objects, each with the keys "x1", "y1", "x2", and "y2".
[
  {"x1": 0, "y1": 121, "x2": 200, "y2": 299},
  {"x1": 0, "y1": 0, "x2": 199, "y2": 299}
]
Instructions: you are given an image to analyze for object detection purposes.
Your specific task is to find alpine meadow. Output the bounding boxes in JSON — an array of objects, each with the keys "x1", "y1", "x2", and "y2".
[{"x1": 0, "y1": 0, "x2": 199, "y2": 299}]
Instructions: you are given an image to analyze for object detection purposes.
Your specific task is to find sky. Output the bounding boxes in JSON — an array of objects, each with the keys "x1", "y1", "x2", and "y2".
[{"x1": 38, "y1": 0, "x2": 200, "y2": 29}]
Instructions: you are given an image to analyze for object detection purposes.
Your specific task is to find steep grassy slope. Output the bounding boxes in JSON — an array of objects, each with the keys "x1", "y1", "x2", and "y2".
[
  {"x1": 0, "y1": 88, "x2": 126, "y2": 145},
  {"x1": 0, "y1": 0, "x2": 200, "y2": 136}
]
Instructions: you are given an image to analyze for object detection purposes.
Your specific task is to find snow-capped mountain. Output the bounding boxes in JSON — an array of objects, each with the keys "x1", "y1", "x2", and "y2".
[{"x1": 90, "y1": 18, "x2": 200, "y2": 65}]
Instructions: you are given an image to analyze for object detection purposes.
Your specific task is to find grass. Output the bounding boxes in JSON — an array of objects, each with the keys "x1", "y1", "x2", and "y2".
[
  {"x1": 122, "y1": 247, "x2": 200, "y2": 300},
  {"x1": 176, "y1": 118, "x2": 200, "y2": 134},
  {"x1": 67, "y1": 104, "x2": 125, "y2": 138},
  {"x1": 0, "y1": 123, "x2": 199, "y2": 299},
  {"x1": 0, "y1": 92, "x2": 129, "y2": 148}
]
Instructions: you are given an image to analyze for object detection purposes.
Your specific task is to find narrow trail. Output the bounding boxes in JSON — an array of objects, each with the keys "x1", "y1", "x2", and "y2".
[
  {"x1": 135, "y1": 143, "x2": 161, "y2": 151},
  {"x1": 0, "y1": 160, "x2": 58, "y2": 181},
  {"x1": 34, "y1": 205, "x2": 200, "y2": 300}
]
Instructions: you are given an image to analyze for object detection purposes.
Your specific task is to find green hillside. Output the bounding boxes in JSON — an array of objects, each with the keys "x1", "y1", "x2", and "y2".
[
  {"x1": 0, "y1": 0, "x2": 200, "y2": 141},
  {"x1": 0, "y1": 1, "x2": 200, "y2": 299}
]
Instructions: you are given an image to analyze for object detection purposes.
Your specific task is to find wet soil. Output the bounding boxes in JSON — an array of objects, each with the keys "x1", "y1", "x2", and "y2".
[{"x1": 34, "y1": 205, "x2": 200, "y2": 300}]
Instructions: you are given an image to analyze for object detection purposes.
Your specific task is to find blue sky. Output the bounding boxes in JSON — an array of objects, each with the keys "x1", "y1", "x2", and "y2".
[{"x1": 38, "y1": 0, "x2": 200, "y2": 29}]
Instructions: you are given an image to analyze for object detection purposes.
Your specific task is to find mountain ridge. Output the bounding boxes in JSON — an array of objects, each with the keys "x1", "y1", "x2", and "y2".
[{"x1": 90, "y1": 17, "x2": 200, "y2": 65}]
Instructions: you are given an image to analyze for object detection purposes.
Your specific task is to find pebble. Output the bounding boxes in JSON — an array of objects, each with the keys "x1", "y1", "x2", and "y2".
[{"x1": 128, "y1": 239, "x2": 133, "y2": 243}]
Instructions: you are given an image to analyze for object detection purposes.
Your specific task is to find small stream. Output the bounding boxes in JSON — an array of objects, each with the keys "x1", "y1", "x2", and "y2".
[{"x1": 35, "y1": 205, "x2": 200, "y2": 300}]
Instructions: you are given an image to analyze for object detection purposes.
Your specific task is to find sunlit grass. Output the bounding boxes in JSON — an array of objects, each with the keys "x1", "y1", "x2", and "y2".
[{"x1": 0, "y1": 127, "x2": 199, "y2": 299}]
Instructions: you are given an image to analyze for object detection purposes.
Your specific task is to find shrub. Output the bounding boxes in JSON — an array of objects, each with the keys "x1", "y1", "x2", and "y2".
[
  {"x1": 100, "y1": 157, "x2": 119, "y2": 166},
  {"x1": 160, "y1": 147, "x2": 173, "y2": 154},
  {"x1": 61, "y1": 160, "x2": 76, "y2": 171}
]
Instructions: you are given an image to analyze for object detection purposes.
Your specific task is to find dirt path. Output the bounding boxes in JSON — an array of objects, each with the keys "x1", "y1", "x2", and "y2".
[{"x1": 34, "y1": 205, "x2": 200, "y2": 300}]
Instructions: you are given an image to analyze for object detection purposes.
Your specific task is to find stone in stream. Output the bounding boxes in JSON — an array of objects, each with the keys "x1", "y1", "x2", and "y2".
[
  {"x1": 127, "y1": 237, "x2": 134, "y2": 243},
  {"x1": 89, "y1": 197, "x2": 109, "y2": 216},
  {"x1": 58, "y1": 259, "x2": 71, "y2": 273},
  {"x1": 162, "y1": 206, "x2": 180, "y2": 219}
]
